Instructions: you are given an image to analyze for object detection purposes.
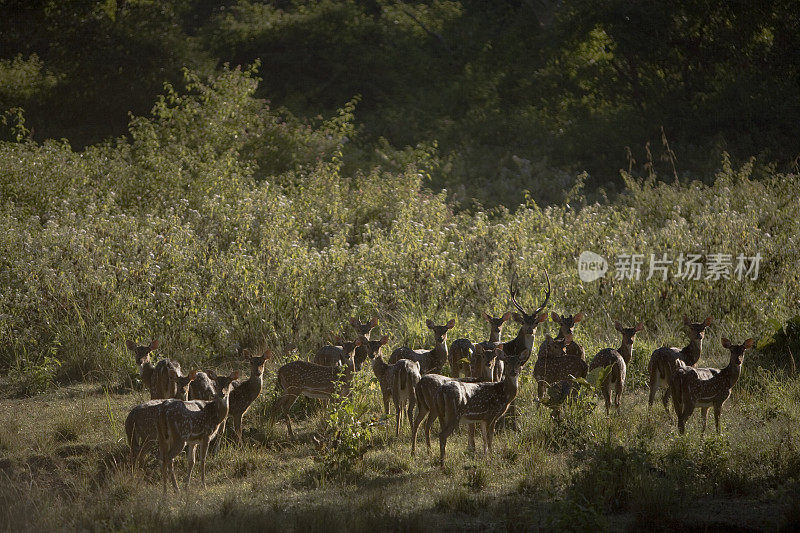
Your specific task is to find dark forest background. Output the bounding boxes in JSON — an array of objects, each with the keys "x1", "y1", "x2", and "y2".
[{"x1": 3, "y1": 0, "x2": 799, "y2": 206}]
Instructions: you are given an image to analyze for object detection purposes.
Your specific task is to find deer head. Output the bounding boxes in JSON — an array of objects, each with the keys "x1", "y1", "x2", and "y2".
[
  {"x1": 483, "y1": 312, "x2": 512, "y2": 341},
  {"x1": 683, "y1": 315, "x2": 713, "y2": 341},
  {"x1": 426, "y1": 319, "x2": 455, "y2": 346},
  {"x1": 127, "y1": 339, "x2": 159, "y2": 366},
  {"x1": 614, "y1": 321, "x2": 644, "y2": 343},
  {"x1": 551, "y1": 311, "x2": 584, "y2": 339},
  {"x1": 349, "y1": 317, "x2": 378, "y2": 338}
]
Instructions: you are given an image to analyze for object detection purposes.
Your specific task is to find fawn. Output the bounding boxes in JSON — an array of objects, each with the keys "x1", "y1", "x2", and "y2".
[
  {"x1": 588, "y1": 321, "x2": 644, "y2": 414},
  {"x1": 538, "y1": 312, "x2": 586, "y2": 360},
  {"x1": 125, "y1": 370, "x2": 197, "y2": 466},
  {"x1": 671, "y1": 337, "x2": 753, "y2": 434},
  {"x1": 351, "y1": 316, "x2": 379, "y2": 370},
  {"x1": 648, "y1": 316, "x2": 713, "y2": 411},
  {"x1": 435, "y1": 346, "x2": 526, "y2": 465},
  {"x1": 370, "y1": 336, "x2": 422, "y2": 436},
  {"x1": 157, "y1": 370, "x2": 239, "y2": 492},
  {"x1": 389, "y1": 319, "x2": 455, "y2": 374},
  {"x1": 127, "y1": 339, "x2": 160, "y2": 398},
  {"x1": 227, "y1": 349, "x2": 272, "y2": 444},
  {"x1": 272, "y1": 339, "x2": 362, "y2": 437}
]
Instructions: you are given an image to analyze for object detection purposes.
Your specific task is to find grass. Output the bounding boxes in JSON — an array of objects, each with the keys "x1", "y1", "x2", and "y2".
[{"x1": 2, "y1": 327, "x2": 799, "y2": 531}]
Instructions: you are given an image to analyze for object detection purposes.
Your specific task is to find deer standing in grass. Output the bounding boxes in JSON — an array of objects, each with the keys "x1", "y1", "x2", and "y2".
[
  {"x1": 589, "y1": 322, "x2": 643, "y2": 414},
  {"x1": 648, "y1": 316, "x2": 713, "y2": 411},
  {"x1": 389, "y1": 319, "x2": 455, "y2": 374},
  {"x1": 227, "y1": 349, "x2": 272, "y2": 444},
  {"x1": 271, "y1": 339, "x2": 362, "y2": 437},
  {"x1": 369, "y1": 335, "x2": 422, "y2": 436},
  {"x1": 450, "y1": 312, "x2": 512, "y2": 379},
  {"x1": 125, "y1": 370, "x2": 198, "y2": 466},
  {"x1": 157, "y1": 371, "x2": 239, "y2": 492},
  {"x1": 411, "y1": 373, "x2": 481, "y2": 454},
  {"x1": 435, "y1": 346, "x2": 526, "y2": 465},
  {"x1": 128, "y1": 339, "x2": 160, "y2": 398},
  {"x1": 671, "y1": 338, "x2": 753, "y2": 434},
  {"x1": 533, "y1": 334, "x2": 588, "y2": 400},
  {"x1": 189, "y1": 370, "x2": 217, "y2": 401},
  {"x1": 314, "y1": 337, "x2": 363, "y2": 367},
  {"x1": 538, "y1": 312, "x2": 586, "y2": 360},
  {"x1": 351, "y1": 317, "x2": 379, "y2": 370}
]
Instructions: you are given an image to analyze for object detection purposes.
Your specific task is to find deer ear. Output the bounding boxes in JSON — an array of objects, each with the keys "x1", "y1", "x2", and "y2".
[
  {"x1": 368, "y1": 317, "x2": 378, "y2": 329},
  {"x1": 446, "y1": 319, "x2": 455, "y2": 329},
  {"x1": 206, "y1": 369, "x2": 217, "y2": 380},
  {"x1": 683, "y1": 315, "x2": 691, "y2": 326},
  {"x1": 635, "y1": 322, "x2": 644, "y2": 332},
  {"x1": 743, "y1": 338, "x2": 754, "y2": 349},
  {"x1": 426, "y1": 319, "x2": 435, "y2": 329},
  {"x1": 349, "y1": 317, "x2": 360, "y2": 328},
  {"x1": 501, "y1": 311, "x2": 512, "y2": 323},
  {"x1": 721, "y1": 338, "x2": 732, "y2": 349},
  {"x1": 126, "y1": 340, "x2": 137, "y2": 351},
  {"x1": 188, "y1": 370, "x2": 198, "y2": 381},
  {"x1": 551, "y1": 312, "x2": 560, "y2": 323},
  {"x1": 354, "y1": 338, "x2": 363, "y2": 347},
  {"x1": 380, "y1": 335, "x2": 389, "y2": 345},
  {"x1": 149, "y1": 339, "x2": 159, "y2": 350},
  {"x1": 573, "y1": 312, "x2": 584, "y2": 322},
  {"x1": 537, "y1": 313, "x2": 547, "y2": 323},
  {"x1": 614, "y1": 321, "x2": 623, "y2": 332},
  {"x1": 335, "y1": 336, "x2": 345, "y2": 346},
  {"x1": 230, "y1": 370, "x2": 240, "y2": 380},
  {"x1": 704, "y1": 316, "x2": 713, "y2": 327},
  {"x1": 263, "y1": 349, "x2": 273, "y2": 360}
]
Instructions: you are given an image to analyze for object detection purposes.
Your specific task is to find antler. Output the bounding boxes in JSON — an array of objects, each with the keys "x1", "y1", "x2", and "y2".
[
  {"x1": 533, "y1": 269, "x2": 551, "y2": 316},
  {"x1": 509, "y1": 269, "x2": 550, "y2": 317},
  {"x1": 509, "y1": 271, "x2": 527, "y2": 315}
]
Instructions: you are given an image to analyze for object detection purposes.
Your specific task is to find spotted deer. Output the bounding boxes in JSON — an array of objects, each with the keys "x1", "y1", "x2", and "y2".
[
  {"x1": 589, "y1": 321, "x2": 644, "y2": 414},
  {"x1": 351, "y1": 316, "x2": 378, "y2": 370},
  {"x1": 125, "y1": 370, "x2": 197, "y2": 466},
  {"x1": 271, "y1": 339, "x2": 361, "y2": 437},
  {"x1": 537, "y1": 312, "x2": 586, "y2": 360},
  {"x1": 435, "y1": 346, "x2": 527, "y2": 465},
  {"x1": 671, "y1": 338, "x2": 753, "y2": 434},
  {"x1": 648, "y1": 316, "x2": 713, "y2": 411},
  {"x1": 152, "y1": 356, "x2": 183, "y2": 400},
  {"x1": 411, "y1": 373, "x2": 481, "y2": 454},
  {"x1": 157, "y1": 371, "x2": 239, "y2": 492},
  {"x1": 314, "y1": 337, "x2": 362, "y2": 367},
  {"x1": 188, "y1": 371, "x2": 217, "y2": 401},
  {"x1": 370, "y1": 336, "x2": 421, "y2": 436},
  {"x1": 449, "y1": 312, "x2": 512, "y2": 378},
  {"x1": 227, "y1": 349, "x2": 272, "y2": 444},
  {"x1": 500, "y1": 271, "x2": 550, "y2": 360},
  {"x1": 389, "y1": 319, "x2": 455, "y2": 374},
  {"x1": 127, "y1": 339, "x2": 159, "y2": 398},
  {"x1": 533, "y1": 334, "x2": 588, "y2": 401}
]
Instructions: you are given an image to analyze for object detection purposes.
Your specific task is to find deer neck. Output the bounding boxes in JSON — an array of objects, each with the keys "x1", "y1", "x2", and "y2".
[
  {"x1": 618, "y1": 338, "x2": 634, "y2": 365},
  {"x1": 139, "y1": 362, "x2": 154, "y2": 387},
  {"x1": 371, "y1": 356, "x2": 388, "y2": 380},
  {"x1": 247, "y1": 369, "x2": 263, "y2": 391},
  {"x1": 501, "y1": 372, "x2": 520, "y2": 403},
  {"x1": 210, "y1": 394, "x2": 231, "y2": 426},
  {"x1": 720, "y1": 358, "x2": 743, "y2": 388},
  {"x1": 680, "y1": 337, "x2": 703, "y2": 365},
  {"x1": 503, "y1": 328, "x2": 531, "y2": 358},
  {"x1": 488, "y1": 329, "x2": 501, "y2": 344},
  {"x1": 433, "y1": 339, "x2": 448, "y2": 357}
]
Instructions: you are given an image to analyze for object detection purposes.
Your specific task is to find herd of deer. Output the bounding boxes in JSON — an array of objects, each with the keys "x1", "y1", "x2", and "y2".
[{"x1": 124, "y1": 271, "x2": 754, "y2": 492}]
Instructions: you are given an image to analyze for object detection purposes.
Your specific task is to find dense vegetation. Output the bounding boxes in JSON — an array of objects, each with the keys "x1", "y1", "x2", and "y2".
[
  {"x1": 1, "y1": 2, "x2": 800, "y2": 530},
  {"x1": 3, "y1": 0, "x2": 800, "y2": 206}
]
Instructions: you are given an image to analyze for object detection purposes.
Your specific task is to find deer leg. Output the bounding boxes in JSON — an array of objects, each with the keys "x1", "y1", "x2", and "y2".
[
  {"x1": 412, "y1": 403, "x2": 427, "y2": 454},
  {"x1": 603, "y1": 381, "x2": 612, "y2": 416},
  {"x1": 407, "y1": 397, "x2": 416, "y2": 433},
  {"x1": 383, "y1": 391, "x2": 391, "y2": 416},
  {"x1": 394, "y1": 396, "x2": 402, "y2": 437},
  {"x1": 714, "y1": 404, "x2": 722, "y2": 434},
  {"x1": 662, "y1": 387, "x2": 672, "y2": 414},
  {"x1": 234, "y1": 414, "x2": 243, "y2": 445},
  {"x1": 185, "y1": 444, "x2": 196, "y2": 489},
  {"x1": 199, "y1": 440, "x2": 209, "y2": 489},
  {"x1": 648, "y1": 372, "x2": 658, "y2": 407},
  {"x1": 424, "y1": 412, "x2": 435, "y2": 451},
  {"x1": 481, "y1": 422, "x2": 489, "y2": 454},
  {"x1": 165, "y1": 442, "x2": 182, "y2": 493},
  {"x1": 439, "y1": 416, "x2": 458, "y2": 467},
  {"x1": 467, "y1": 423, "x2": 476, "y2": 451},
  {"x1": 701, "y1": 407, "x2": 708, "y2": 433},
  {"x1": 486, "y1": 420, "x2": 498, "y2": 453},
  {"x1": 615, "y1": 380, "x2": 623, "y2": 411},
  {"x1": 537, "y1": 380, "x2": 546, "y2": 402}
]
